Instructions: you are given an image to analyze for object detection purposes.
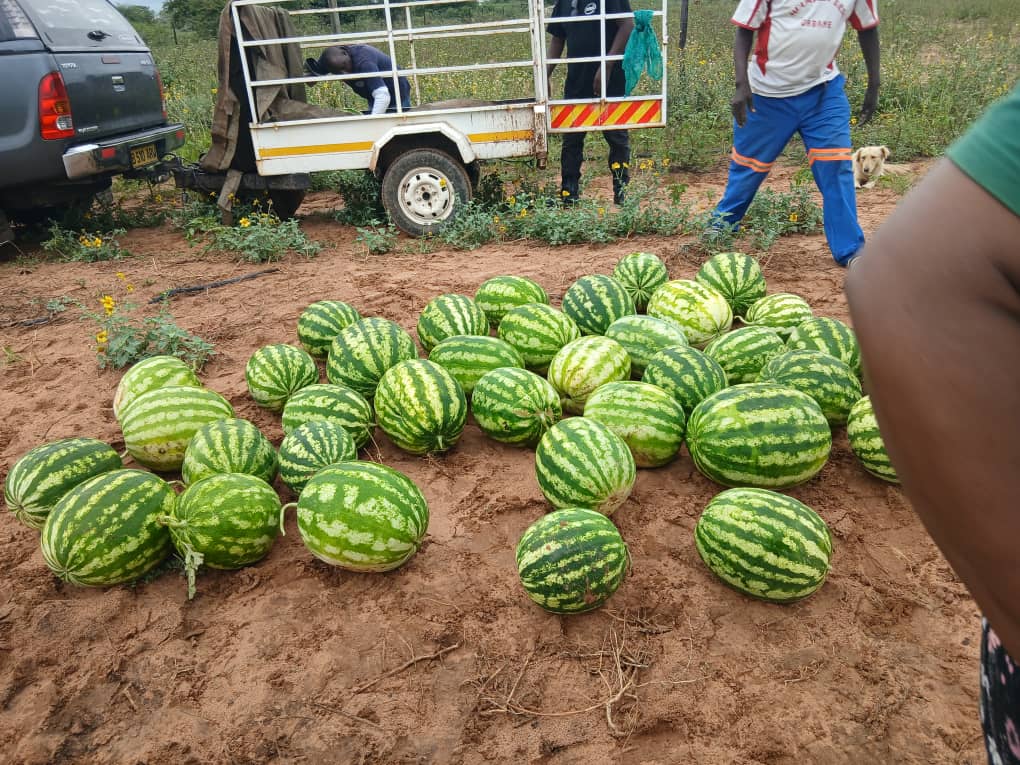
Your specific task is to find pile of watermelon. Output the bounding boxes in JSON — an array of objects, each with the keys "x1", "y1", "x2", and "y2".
[{"x1": 3, "y1": 251, "x2": 898, "y2": 612}]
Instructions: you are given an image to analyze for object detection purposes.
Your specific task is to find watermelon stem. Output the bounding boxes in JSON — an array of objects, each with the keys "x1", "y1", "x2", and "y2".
[
  {"x1": 181, "y1": 542, "x2": 204, "y2": 600},
  {"x1": 279, "y1": 502, "x2": 297, "y2": 536},
  {"x1": 167, "y1": 480, "x2": 186, "y2": 492}
]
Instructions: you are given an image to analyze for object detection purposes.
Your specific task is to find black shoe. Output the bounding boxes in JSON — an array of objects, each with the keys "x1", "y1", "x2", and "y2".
[
  {"x1": 560, "y1": 189, "x2": 578, "y2": 207},
  {"x1": 613, "y1": 187, "x2": 626, "y2": 206}
]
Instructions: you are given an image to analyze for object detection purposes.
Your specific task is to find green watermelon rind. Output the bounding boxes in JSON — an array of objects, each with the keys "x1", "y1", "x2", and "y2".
[
  {"x1": 374, "y1": 359, "x2": 467, "y2": 455},
  {"x1": 297, "y1": 300, "x2": 362, "y2": 357},
  {"x1": 641, "y1": 345, "x2": 729, "y2": 416},
  {"x1": 546, "y1": 335, "x2": 631, "y2": 415},
  {"x1": 113, "y1": 355, "x2": 202, "y2": 422},
  {"x1": 416, "y1": 293, "x2": 489, "y2": 352},
  {"x1": 695, "y1": 252, "x2": 767, "y2": 317},
  {"x1": 497, "y1": 303, "x2": 582, "y2": 374},
  {"x1": 604, "y1": 314, "x2": 689, "y2": 377},
  {"x1": 428, "y1": 335, "x2": 526, "y2": 395},
  {"x1": 612, "y1": 252, "x2": 669, "y2": 313},
  {"x1": 583, "y1": 381, "x2": 687, "y2": 468},
  {"x1": 181, "y1": 418, "x2": 279, "y2": 486},
  {"x1": 471, "y1": 367, "x2": 563, "y2": 447},
  {"x1": 474, "y1": 276, "x2": 550, "y2": 327},
  {"x1": 280, "y1": 382, "x2": 374, "y2": 448},
  {"x1": 561, "y1": 274, "x2": 636, "y2": 336},
  {"x1": 846, "y1": 395, "x2": 900, "y2": 483},
  {"x1": 326, "y1": 317, "x2": 419, "y2": 398},
  {"x1": 245, "y1": 343, "x2": 319, "y2": 412},
  {"x1": 646, "y1": 279, "x2": 734, "y2": 348},
  {"x1": 277, "y1": 420, "x2": 358, "y2": 495},
  {"x1": 757, "y1": 349, "x2": 863, "y2": 426},
  {"x1": 703, "y1": 326, "x2": 786, "y2": 385}
]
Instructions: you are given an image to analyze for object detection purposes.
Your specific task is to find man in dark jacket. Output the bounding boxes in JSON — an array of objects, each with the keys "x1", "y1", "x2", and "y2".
[
  {"x1": 547, "y1": 0, "x2": 634, "y2": 205},
  {"x1": 306, "y1": 45, "x2": 411, "y2": 114}
]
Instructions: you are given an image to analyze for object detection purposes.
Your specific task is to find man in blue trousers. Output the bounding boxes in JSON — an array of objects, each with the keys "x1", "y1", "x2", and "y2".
[{"x1": 714, "y1": 0, "x2": 881, "y2": 266}]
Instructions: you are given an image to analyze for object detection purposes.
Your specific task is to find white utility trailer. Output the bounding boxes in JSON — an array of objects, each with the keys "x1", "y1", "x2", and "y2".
[{"x1": 231, "y1": 0, "x2": 669, "y2": 234}]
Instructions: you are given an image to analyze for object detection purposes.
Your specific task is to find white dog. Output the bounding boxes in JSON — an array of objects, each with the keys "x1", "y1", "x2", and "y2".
[{"x1": 853, "y1": 145, "x2": 891, "y2": 189}]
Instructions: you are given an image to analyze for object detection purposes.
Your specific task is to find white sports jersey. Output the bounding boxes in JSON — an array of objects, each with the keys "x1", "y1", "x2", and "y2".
[{"x1": 731, "y1": 0, "x2": 879, "y2": 98}]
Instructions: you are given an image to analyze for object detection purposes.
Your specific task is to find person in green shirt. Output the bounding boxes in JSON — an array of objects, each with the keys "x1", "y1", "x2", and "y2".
[{"x1": 845, "y1": 82, "x2": 1020, "y2": 764}]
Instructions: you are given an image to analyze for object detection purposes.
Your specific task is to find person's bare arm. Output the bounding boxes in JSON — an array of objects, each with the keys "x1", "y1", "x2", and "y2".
[
  {"x1": 731, "y1": 27, "x2": 754, "y2": 126},
  {"x1": 547, "y1": 35, "x2": 565, "y2": 80},
  {"x1": 856, "y1": 26, "x2": 880, "y2": 125},
  {"x1": 593, "y1": 18, "x2": 634, "y2": 96},
  {"x1": 845, "y1": 159, "x2": 1020, "y2": 658}
]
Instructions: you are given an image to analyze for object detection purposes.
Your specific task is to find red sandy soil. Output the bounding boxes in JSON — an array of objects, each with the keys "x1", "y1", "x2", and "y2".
[{"x1": 0, "y1": 160, "x2": 986, "y2": 764}]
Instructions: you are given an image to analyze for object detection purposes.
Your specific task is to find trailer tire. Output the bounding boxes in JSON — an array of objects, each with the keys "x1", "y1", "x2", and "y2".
[
  {"x1": 268, "y1": 189, "x2": 306, "y2": 220},
  {"x1": 381, "y1": 149, "x2": 471, "y2": 237}
]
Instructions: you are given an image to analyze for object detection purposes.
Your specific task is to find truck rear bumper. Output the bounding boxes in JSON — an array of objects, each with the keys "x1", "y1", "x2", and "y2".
[{"x1": 62, "y1": 124, "x2": 186, "y2": 179}]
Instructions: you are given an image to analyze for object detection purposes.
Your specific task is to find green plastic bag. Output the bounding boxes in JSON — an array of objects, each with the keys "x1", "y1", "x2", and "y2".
[{"x1": 623, "y1": 10, "x2": 663, "y2": 96}]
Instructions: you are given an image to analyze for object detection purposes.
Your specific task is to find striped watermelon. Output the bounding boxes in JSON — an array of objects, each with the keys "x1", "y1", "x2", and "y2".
[
  {"x1": 686, "y1": 383, "x2": 832, "y2": 489},
  {"x1": 695, "y1": 252, "x2": 767, "y2": 316},
  {"x1": 757, "y1": 350, "x2": 862, "y2": 426},
  {"x1": 612, "y1": 251, "x2": 669, "y2": 312},
  {"x1": 641, "y1": 345, "x2": 729, "y2": 415},
  {"x1": 181, "y1": 419, "x2": 278, "y2": 486},
  {"x1": 164, "y1": 473, "x2": 282, "y2": 597},
  {"x1": 428, "y1": 335, "x2": 525, "y2": 395},
  {"x1": 281, "y1": 383, "x2": 374, "y2": 448},
  {"x1": 646, "y1": 279, "x2": 733, "y2": 347},
  {"x1": 40, "y1": 469, "x2": 173, "y2": 587},
  {"x1": 297, "y1": 300, "x2": 361, "y2": 357},
  {"x1": 604, "y1": 315, "x2": 688, "y2": 377},
  {"x1": 703, "y1": 326, "x2": 786, "y2": 384},
  {"x1": 374, "y1": 359, "x2": 467, "y2": 454},
  {"x1": 245, "y1": 344, "x2": 319, "y2": 412},
  {"x1": 547, "y1": 336, "x2": 631, "y2": 415},
  {"x1": 583, "y1": 381, "x2": 686, "y2": 468},
  {"x1": 471, "y1": 367, "x2": 562, "y2": 447},
  {"x1": 326, "y1": 317, "x2": 418, "y2": 398},
  {"x1": 847, "y1": 396, "x2": 899, "y2": 483},
  {"x1": 743, "y1": 293, "x2": 813, "y2": 338},
  {"x1": 113, "y1": 355, "x2": 201, "y2": 421},
  {"x1": 295, "y1": 461, "x2": 428, "y2": 571},
  {"x1": 4, "y1": 438, "x2": 122, "y2": 530},
  {"x1": 417, "y1": 293, "x2": 489, "y2": 352},
  {"x1": 120, "y1": 385, "x2": 235, "y2": 472},
  {"x1": 694, "y1": 488, "x2": 832, "y2": 603},
  {"x1": 786, "y1": 317, "x2": 861, "y2": 377},
  {"x1": 561, "y1": 274, "x2": 636, "y2": 335},
  {"x1": 497, "y1": 303, "x2": 581, "y2": 374},
  {"x1": 474, "y1": 275, "x2": 549, "y2": 327},
  {"x1": 278, "y1": 421, "x2": 358, "y2": 495},
  {"x1": 535, "y1": 418, "x2": 636, "y2": 515},
  {"x1": 515, "y1": 508, "x2": 629, "y2": 614}
]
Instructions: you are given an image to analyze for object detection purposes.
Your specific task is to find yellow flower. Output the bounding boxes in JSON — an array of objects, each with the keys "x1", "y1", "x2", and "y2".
[
  {"x1": 597, "y1": 207, "x2": 605, "y2": 216},
  {"x1": 661, "y1": 157, "x2": 671, "y2": 167},
  {"x1": 79, "y1": 235, "x2": 90, "y2": 246},
  {"x1": 126, "y1": 284, "x2": 135, "y2": 292},
  {"x1": 789, "y1": 212, "x2": 799, "y2": 223},
  {"x1": 95, "y1": 330, "x2": 108, "y2": 345},
  {"x1": 211, "y1": 88, "x2": 218, "y2": 95},
  {"x1": 508, "y1": 196, "x2": 516, "y2": 206},
  {"x1": 519, "y1": 208, "x2": 527, "y2": 218},
  {"x1": 239, "y1": 217, "x2": 251, "y2": 228},
  {"x1": 116, "y1": 272, "x2": 126, "y2": 280},
  {"x1": 561, "y1": 190, "x2": 570, "y2": 197},
  {"x1": 698, "y1": 59, "x2": 707, "y2": 65},
  {"x1": 101, "y1": 295, "x2": 115, "y2": 316},
  {"x1": 493, "y1": 215, "x2": 500, "y2": 224},
  {"x1": 850, "y1": 116, "x2": 858, "y2": 126},
  {"x1": 93, "y1": 237, "x2": 103, "y2": 247}
]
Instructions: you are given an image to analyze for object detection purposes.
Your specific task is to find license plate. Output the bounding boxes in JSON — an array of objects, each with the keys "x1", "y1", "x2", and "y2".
[{"x1": 130, "y1": 143, "x2": 158, "y2": 168}]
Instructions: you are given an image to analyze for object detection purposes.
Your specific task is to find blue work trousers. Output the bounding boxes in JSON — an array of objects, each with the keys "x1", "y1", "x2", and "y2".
[{"x1": 714, "y1": 74, "x2": 863, "y2": 265}]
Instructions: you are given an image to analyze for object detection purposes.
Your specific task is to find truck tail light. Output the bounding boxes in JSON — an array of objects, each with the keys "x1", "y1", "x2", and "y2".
[
  {"x1": 39, "y1": 72, "x2": 75, "y2": 140},
  {"x1": 155, "y1": 69, "x2": 168, "y2": 121}
]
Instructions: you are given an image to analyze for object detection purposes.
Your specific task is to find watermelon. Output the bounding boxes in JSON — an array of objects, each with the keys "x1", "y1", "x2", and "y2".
[
  {"x1": 374, "y1": 359, "x2": 467, "y2": 454},
  {"x1": 561, "y1": 274, "x2": 636, "y2": 335},
  {"x1": 694, "y1": 488, "x2": 832, "y2": 603},
  {"x1": 245, "y1": 344, "x2": 319, "y2": 412},
  {"x1": 535, "y1": 418, "x2": 636, "y2": 515},
  {"x1": 428, "y1": 335, "x2": 525, "y2": 395},
  {"x1": 641, "y1": 345, "x2": 729, "y2": 415},
  {"x1": 757, "y1": 350, "x2": 862, "y2": 426},
  {"x1": 786, "y1": 317, "x2": 861, "y2": 377},
  {"x1": 471, "y1": 367, "x2": 562, "y2": 447},
  {"x1": 474, "y1": 275, "x2": 549, "y2": 327},
  {"x1": 695, "y1": 252, "x2": 767, "y2": 316},
  {"x1": 604, "y1": 315, "x2": 688, "y2": 377},
  {"x1": 416, "y1": 293, "x2": 488, "y2": 352},
  {"x1": 743, "y1": 293, "x2": 813, "y2": 338},
  {"x1": 546, "y1": 336, "x2": 630, "y2": 415},
  {"x1": 295, "y1": 461, "x2": 428, "y2": 571},
  {"x1": 515, "y1": 508, "x2": 629, "y2": 614},
  {"x1": 120, "y1": 385, "x2": 235, "y2": 472},
  {"x1": 4, "y1": 438, "x2": 122, "y2": 530},
  {"x1": 281, "y1": 383, "x2": 374, "y2": 448},
  {"x1": 686, "y1": 383, "x2": 832, "y2": 489},
  {"x1": 612, "y1": 251, "x2": 669, "y2": 312},
  {"x1": 163, "y1": 473, "x2": 282, "y2": 598},
  {"x1": 583, "y1": 381, "x2": 686, "y2": 468},
  {"x1": 703, "y1": 326, "x2": 786, "y2": 384},
  {"x1": 326, "y1": 317, "x2": 418, "y2": 398},
  {"x1": 181, "y1": 418, "x2": 278, "y2": 486},
  {"x1": 278, "y1": 420, "x2": 358, "y2": 495},
  {"x1": 646, "y1": 279, "x2": 733, "y2": 347},
  {"x1": 113, "y1": 355, "x2": 202, "y2": 422},
  {"x1": 497, "y1": 303, "x2": 581, "y2": 374},
  {"x1": 297, "y1": 300, "x2": 361, "y2": 357},
  {"x1": 847, "y1": 395, "x2": 899, "y2": 483},
  {"x1": 40, "y1": 469, "x2": 173, "y2": 587}
]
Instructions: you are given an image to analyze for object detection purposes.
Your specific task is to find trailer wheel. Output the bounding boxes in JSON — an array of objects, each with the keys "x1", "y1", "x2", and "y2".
[
  {"x1": 268, "y1": 189, "x2": 306, "y2": 220},
  {"x1": 381, "y1": 149, "x2": 471, "y2": 237}
]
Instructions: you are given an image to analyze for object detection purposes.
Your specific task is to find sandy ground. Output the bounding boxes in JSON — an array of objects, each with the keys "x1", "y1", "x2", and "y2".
[{"x1": 0, "y1": 160, "x2": 986, "y2": 764}]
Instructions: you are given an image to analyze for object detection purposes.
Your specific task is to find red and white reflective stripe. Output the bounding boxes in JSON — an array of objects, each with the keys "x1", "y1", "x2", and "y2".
[
  {"x1": 550, "y1": 99, "x2": 662, "y2": 129},
  {"x1": 730, "y1": 147, "x2": 774, "y2": 173}
]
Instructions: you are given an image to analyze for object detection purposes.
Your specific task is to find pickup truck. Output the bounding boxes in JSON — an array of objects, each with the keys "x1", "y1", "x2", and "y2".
[{"x1": 0, "y1": 0, "x2": 185, "y2": 239}]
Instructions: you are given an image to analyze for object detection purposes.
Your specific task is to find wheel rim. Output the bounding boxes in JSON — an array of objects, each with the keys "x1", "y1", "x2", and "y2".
[{"x1": 397, "y1": 166, "x2": 455, "y2": 226}]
